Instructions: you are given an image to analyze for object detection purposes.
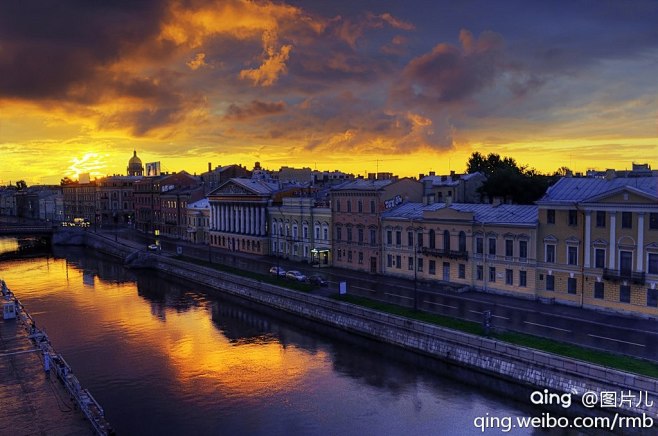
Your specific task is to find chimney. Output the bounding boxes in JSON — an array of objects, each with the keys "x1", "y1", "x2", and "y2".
[
  {"x1": 429, "y1": 171, "x2": 436, "y2": 176},
  {"x1": 450, "y1": 170, "x2": 455, "y2": 177},
  {"x1": 208, "y1": 162, "x2": 212, "y2": 172}
]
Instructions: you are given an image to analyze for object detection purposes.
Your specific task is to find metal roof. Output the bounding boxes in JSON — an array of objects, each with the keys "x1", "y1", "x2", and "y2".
[
  {"x1": 539, "y1": 176, "x2": 658, "y2": 204},
  {"x1": 331, "y1": 178, "x2": 395, "y2": 191},
  {"x1": 382, "y1": 202, "x2": 538, "y2": 225}
]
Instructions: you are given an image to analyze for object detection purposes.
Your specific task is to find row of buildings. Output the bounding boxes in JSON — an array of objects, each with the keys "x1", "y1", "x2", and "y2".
[{"x1": 2, "y1": 152, "x2": 657, "y2": 317}]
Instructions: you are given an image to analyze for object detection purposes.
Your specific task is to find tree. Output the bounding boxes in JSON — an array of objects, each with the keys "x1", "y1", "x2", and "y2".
[
  {"x1": 60, "y1": 176, "x2": 75, "y2": 185},
  {"x1": 466, "y1": 152, "x2": 555, "y2": 204}
]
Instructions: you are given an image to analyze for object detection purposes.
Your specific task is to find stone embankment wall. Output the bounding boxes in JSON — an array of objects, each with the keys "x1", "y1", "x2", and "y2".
[{"x1": 56, "y1": 229, "x2": 658, "y2": 423}]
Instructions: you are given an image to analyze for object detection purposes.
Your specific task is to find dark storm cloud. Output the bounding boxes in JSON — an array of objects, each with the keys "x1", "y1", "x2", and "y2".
[
  {"x1": 393, "y1": 30, "x2": 505, "y2": 107},
  {"x1": 0, "y1": 1, "x2": 167, "y2": 100},
  {"x1": 225, "y1": 100, "x2": 286, "y2": 121}
]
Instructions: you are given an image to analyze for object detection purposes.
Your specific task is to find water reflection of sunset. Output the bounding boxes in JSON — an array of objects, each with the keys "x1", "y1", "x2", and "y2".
[{"x1": 0, "y1": 256, "x2": 326, "y2": 401}]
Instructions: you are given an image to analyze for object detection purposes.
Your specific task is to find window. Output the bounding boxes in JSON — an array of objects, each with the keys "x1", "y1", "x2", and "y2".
[
  {"x1": 519, "y1": 271, "x2": 527, "y2": 287},
  {"x1": 336, "y1": 227, "x2": 342, "y2": 241},
  {"x1": 358, "y1": 252, "x2": 364, "y2": 264},
  {"x1": 489, "y1": 267, "x2": 496, "y2": 282},
  {"x1": 396, "y1": 255, "x2": 401, "y2": 269},
  {"x1": 546, "y1": 275, "x2": 555, "y2": 291},
  {"x1": 567, "y1": 277, "x2": 577, "y2": 294},
  {"x1": 429, "y1": 229, "x2": 436, "y2": 249},
  {"x1": 595, "y1": 248, "x2": 606, "y2": 268},
  {"x1": 505, "y1": 239, "x2": 513, "y2": 258},
  {"x1": 395, "y1": 231, "x2": 401, "y2": 246},
  {"x1": 596, "y1": 211, "x2": 606, "y2": 228},
  {"x1": 303, "y1": 225, "x2": 308, "y2": 239},
  {"x1": 505, "y1": 269, "x2": 513, "y2": 285},
  {"x1": 650, "y1": 213, "x2": 658, "y2": 230},
  {"x1": 568, "y1": 210, "x2": 577, "y2": 226},
  {"x1": 324, "y1": 227, "x2": 328, "y2": 240},
  {"x1": 417, "y1": 232, "x2": 423, "y2": 248},
  {"x1": 408, "y1": 231, "x2": 414, "y2": 247},
  {"x1": 387, "y1": 254, "x2": 393, "y2": 268},
  {"x1": 594, "y1": 282, "x2": 604, "y2": 299},
  {"x1": 336, "y1": 200, "x2": 341, "y2": 212},
  {"x1": 408, "y1": 257, "x2": 414, "y2": 270},
  {"x1": 347, "y1": 200, "x2": 352, "y2": 212},
  {"x1": 347, "y1": 227, "x2": 353, "y2": 242},
  {"x1": 459, "y1": 231, "x2": 466, "y2": 252},
  {"x1": 622, "y1": 212, "x2": 632, "y2": 229},
  {"x1": 476, "y1": 265, "x2": 483, "y2": 281},
  {"x1": 358, "y1": 200, "x2": 363, "y2": 213},
  {"x1": 519, "y1": 240, "x2": 528, "y2": 260},
  {"x1": 458, "y1": 264, "x2": 465, "y2": 279},
  {"x1": 443, "y1": 230, "x2": 451, "y2": 251},
  {"x1": 649, "y1": 253, "x2": 658, "y2": 275},
  {"x1": 386, "y1": 230, "x2": 392, "y2": 245},
  {"x1": 547, "y1": 209, "x2": 555, "y2": 224},
  {"x1": 488, "y1": 238, "x2": 496, "y2": 256},
  {"x1": 620, "y1": 285, "x2": 631, "y2": 303},
  {"x1": 567, "y1": 246, "x2": 578, "y2": 266},
  {"x1": 647, "y1": 288, "x2": 658, "y2": 307},
  {"x1": 358, "y1": 228, "x2": 364, "y2": 244},
  {"x1": 370, "y1": 229, "x2": 376, "y2": 245},
  {"x1": 476, "y1": 237, "x2": 483, "y2": 255},
  {"x1": 546, "y1": 244, "x2": 556, "y2": 263},
  {"x1": 315, "y1": 226, "x2": 320, "y2": 239},
  {"x1": 429, "y1": 260, "x2": 436, "y2": 275},
  {"x1": 417, "y1": 258, "x2": 423, "y2": 272}
]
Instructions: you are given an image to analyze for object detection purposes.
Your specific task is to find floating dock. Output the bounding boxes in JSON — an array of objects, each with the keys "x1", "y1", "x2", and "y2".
[{"x1": 1, "y1": 280, "x2": 113, "y2": 435}]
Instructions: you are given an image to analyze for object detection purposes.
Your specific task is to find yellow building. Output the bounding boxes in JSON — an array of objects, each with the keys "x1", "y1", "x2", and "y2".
[
  {"x1": 381, "y1": 202, "x2": 538, "y2": 298},
  {"x1": 536, "y1": 175, "x2": 658, "y2": 316}
]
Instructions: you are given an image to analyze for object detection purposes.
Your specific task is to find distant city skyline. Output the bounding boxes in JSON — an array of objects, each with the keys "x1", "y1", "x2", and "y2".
[{"x1": 1, "y1": 1, "x2": 657, "y2": 185}]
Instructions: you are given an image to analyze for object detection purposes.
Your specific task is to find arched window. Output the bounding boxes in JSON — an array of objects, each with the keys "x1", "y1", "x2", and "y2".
[
  {"x1": 459, "y1": 231, "x2": 466, "y2": 252},
  {"x1": 443, "y1": 230, "x2": 451, "y2": 251},
  {"x1": 429, "y1": 229, "x2": 436, "y2": 249}
]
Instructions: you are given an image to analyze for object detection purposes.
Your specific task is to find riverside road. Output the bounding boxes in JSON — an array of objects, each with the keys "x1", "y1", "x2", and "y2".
[{"x1": 89, "y1": 226, "x2": 658, "y2": 364}]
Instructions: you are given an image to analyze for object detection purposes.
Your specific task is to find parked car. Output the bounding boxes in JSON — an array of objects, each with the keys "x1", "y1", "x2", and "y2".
[
  {"x1": 269, "y1": 266, "x2": 286, "y2": 277},
  {"x1": 147, "y1": 244, "x2": 159, "y2": 251},
  {"x1": 285, "y1": 270, "x2": 307, "y2": 282},
  {"x1": 308, "y1": 275, "x2": 328, "y2": 286}
]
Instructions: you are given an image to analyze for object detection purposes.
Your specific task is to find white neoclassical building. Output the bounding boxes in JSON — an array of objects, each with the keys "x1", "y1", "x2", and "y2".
[{"x1": 207, "y1": 178, "x2": 278, "y2": 255}]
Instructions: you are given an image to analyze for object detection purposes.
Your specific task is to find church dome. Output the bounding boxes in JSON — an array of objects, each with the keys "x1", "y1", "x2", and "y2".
[{"x1": 127, "y1": 150, "x2": 144, "y2": 176}]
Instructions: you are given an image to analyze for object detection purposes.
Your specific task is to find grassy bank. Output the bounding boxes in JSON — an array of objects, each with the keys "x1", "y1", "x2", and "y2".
[{"x1": 334, "y1": 294, "x2": 658, "y2": 379}]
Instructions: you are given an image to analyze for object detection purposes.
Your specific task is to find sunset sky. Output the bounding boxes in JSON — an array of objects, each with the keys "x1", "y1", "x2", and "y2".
[{"x1": 1, "y1": 0, "x2": 657, "y2": 185}]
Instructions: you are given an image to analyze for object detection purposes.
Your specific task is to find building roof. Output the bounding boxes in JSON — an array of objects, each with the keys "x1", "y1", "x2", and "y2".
[
  {"x1": 331, "y1": 178, "x2": 394, "y2": 191},
  {"x1": 188, "y1": 198, "x2": 209, "y2": 209},
  {"x1": 209, "y1": 178, "x2": 280, "y2": 196},
  {"x1": 420, "y1": 172, "x2": 483, "y2": 187},
  {"x1": 538, "y1": 176, "x2": 658, "y2": 204},
  {"x1": 382, "y1": 202, "x2": 538, "y2": 225}
]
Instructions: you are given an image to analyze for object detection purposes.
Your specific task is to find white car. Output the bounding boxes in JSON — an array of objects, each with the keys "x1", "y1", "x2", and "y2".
[
  {"x1": 148, "y1": 244, "x2": 159, "y2": 251},
  {"x1": 285, "y1": 270, "x2": 307, "y2": 282},
  {"x1": 269, "y1": 266, "x2": 286, "y2": 276}
]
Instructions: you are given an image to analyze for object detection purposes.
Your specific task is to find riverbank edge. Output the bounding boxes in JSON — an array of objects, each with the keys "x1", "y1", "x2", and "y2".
[{"x1": 58, "y1": 230, "x2": 658, "y2": 424}]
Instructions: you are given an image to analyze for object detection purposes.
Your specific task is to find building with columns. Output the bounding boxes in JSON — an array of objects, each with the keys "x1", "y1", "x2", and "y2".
[
  {"x1": 207, "y1": 178, "x2": 278, "y2": 255},
  {"x1": 536, "y1": 175, "x2": 658, "y2": 316}
]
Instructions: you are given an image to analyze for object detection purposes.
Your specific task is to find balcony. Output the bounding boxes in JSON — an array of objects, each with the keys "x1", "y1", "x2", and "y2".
[
  {"x1": 420, "y1": 247, "x2": 469, "y2": 261},
  {"x1": 602, "y1": 268, "x2": 645, "y2": 285}
]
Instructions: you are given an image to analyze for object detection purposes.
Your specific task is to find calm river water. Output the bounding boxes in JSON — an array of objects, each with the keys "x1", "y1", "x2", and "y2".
[{"x1": 0, "y1": 238, "x2": 550, "y2": 435}]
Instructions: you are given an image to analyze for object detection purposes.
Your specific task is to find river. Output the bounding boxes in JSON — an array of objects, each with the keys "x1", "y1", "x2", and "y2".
[{"x1": 0, "y1": 237, "x2": 547, "y2": 435}]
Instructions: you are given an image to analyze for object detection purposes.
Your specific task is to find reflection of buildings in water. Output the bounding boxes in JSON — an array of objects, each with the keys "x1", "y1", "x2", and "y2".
[
  {"x1": 210, "y1": 300, "x2": 326, "y2": 355},
  {"x1": 52, "y1": 246, "x2": 136, "y2": 284},
  {"x1": 82, "y1": 270, "x2": 95, "y2": 287},
  {"x1": 133, "y1": 270, "x2": 205, "y2": 321}
]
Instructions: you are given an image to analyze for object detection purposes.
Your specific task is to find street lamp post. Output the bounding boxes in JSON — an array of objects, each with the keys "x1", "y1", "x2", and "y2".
[{"x1": 413, "y1": 219, "x2": 418, "y2": 311}]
